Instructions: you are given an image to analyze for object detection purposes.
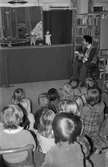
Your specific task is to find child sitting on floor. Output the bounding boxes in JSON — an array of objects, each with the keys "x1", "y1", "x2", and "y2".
[
  {"x1": 0, "y1": 104, "x2": 36, "y2": 167},
  {"x1": 47, "y1": 88, "x2": 60, "y2": 114},
  {"x1": 36, "y1": 108, "x2": 55, "y2": 154},
  {"x1": 41, "y1": 112, "x2": 91, "y2": 167},
  {"x1": 60, "y1": 79, "x2": 81, "y2": 101},
  {"x1": 11, "y1": 88, "x2": 35, "y2": 130},
  {"x1": 80, "y1": 87, "x2": 106, "y2": 151}
]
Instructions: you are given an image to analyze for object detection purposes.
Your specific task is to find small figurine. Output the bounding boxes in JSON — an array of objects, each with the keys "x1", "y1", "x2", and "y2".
[
  {"x1": 30, "y1": 34, "x2": 36, "y2": 46},
  {"x1": 45, "y1": 30, "x2": 51, "y2": 46}
]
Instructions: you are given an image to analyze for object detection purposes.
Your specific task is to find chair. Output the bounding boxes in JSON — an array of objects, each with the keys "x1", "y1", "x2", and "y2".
[{"x1": 0, "y1": 144, "x2": 35, "y2": 167}]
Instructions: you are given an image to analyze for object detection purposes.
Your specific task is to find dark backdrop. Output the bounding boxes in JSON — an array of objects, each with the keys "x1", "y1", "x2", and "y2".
[{"x1": 43, "y1": 9, "x2": 72, "y2": 44}]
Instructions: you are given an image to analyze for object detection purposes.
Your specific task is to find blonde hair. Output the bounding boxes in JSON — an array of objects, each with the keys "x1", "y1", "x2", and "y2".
[
  {"x1": 38, "y1": 108, "x2": 55, "y2": 138},
  {"x1": 1, "y1": 104, "x2": 23, "y2": 129}
]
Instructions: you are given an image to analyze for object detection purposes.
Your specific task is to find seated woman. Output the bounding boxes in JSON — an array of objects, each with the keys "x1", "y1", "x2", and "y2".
[
  {"x1": 0, "y1": 104, "x2": 36, "y2": 167},
  {"x1": 36, "y1": 108, "x2": 55, "y2": 154}
]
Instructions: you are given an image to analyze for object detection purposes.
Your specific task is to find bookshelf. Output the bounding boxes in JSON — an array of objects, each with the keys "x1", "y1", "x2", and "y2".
[
  {"x1": 99, "y1": 49, "x2": 108, "y2": 91},
  {"x1": 74, "y1": 13, "x2": 101, "y2": 50}
]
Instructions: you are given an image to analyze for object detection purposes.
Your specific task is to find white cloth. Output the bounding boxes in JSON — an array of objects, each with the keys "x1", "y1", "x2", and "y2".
[{"x1": 37, "y1": 132, "x2": 55, "y2": 154}]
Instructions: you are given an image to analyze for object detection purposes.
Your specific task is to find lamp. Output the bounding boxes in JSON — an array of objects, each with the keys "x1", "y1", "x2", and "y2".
[{"x1": 8, "y1": 0, "x2": 28, "y2": 4}]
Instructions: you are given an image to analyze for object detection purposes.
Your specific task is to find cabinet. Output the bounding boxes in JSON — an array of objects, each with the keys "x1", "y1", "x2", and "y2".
[{"x1": 74, "y1": 13, "x2": 101, "y2": 50}]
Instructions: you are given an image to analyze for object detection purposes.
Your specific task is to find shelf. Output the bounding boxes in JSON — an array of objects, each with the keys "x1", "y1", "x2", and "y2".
[{"x1": 75, "y1": 13, "x2": 101, "y2": 50}]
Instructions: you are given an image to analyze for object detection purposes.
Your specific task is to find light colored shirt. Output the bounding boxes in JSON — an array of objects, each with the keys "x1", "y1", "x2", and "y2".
[
  {"x1": 41, "y1": 142, "x2": 84, "y2": 167},
  {"x1": 37, "y1": 132, "x2": 55, "y2": 154},
  {"x1": 0, "y1": 127, "x2": 36, "y2": 163}
]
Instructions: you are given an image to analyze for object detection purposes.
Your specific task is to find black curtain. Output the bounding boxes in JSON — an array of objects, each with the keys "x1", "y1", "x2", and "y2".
[{"x1": 43, "y1": 9, "x2": 72, "y2": 44}]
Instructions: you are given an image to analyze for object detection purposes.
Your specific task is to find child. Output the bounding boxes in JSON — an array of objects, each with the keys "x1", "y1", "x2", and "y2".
[
  {"x1": 85, "y1": 77, "x2": 98, "y2": 90},
  {"x1": 0, "y1": 105, "x2": 36, "y2": 166},
  {"x1": 80, "y1": 87, "x2": 106, "y2": 151},
  {"x1": 36, "y1": 108, "x2": 55, "y2": 154},
  {"x1": 47, "y1": 88, "x2": 60, "y2": 113},
  {"x1": 79, "y1": 77, "x2": 98, "y2": 103},
  {"x1": 11, "y1": 88, "x2": 35, "y2": 130},
  {"x1": 41, "y1": 112, "x2": 90, "y2": 167},
  {"x1": 58, "y1": 99, "x2": 80, "y2": 116},
  {"x1": 11, "y1": 88, "x2": 32, "y2": 114},
  {"x1": 60, "y1": 79, "x2": 81, "y2": 101}
]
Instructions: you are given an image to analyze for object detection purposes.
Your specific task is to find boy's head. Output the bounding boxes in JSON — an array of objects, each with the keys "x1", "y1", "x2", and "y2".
[
  {"x1": 48, "y1": 88, "x2": 60, "y2": 101},
  {"x1": 1, "y1": 104, "x2": 23, "y2": 129},
  {"x1": 86, "y1": 88, "x2": 102, "y2": 106},
  {"x1": 12, "y1": 88, "x2": 25, "y2": 102},
  {"x1": 52, "y1": 112, "x2": 82, "y2": 143}
]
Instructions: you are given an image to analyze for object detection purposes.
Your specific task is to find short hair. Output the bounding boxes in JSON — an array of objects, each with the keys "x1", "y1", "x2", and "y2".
[
  {"x1": 1, "y1": 104, "x2": 23, "y2": 129},
  {"x1": 12, "y1": 88, "x2": 25, "y2": 101},
  {"x1": 58, "y1": 99, "x2": 78, "y2": 115},
  {"x1": 85, "y1": 77, "x2": 97, "y2": 89},
  {"x1": 83, "y1": 35, "x2": 93, "y2": 44},
  {"x1": 38, "y1": 108, "x2": 55, "y2": 137},
  {"x1": 48, "y1": 88, "x2": 60, "y2": 101},
  {"x1": 52, "y1": 112, "x2": 82, "y2": 143},
  {"x1": 69, "y1": 78, "x2": 79, "y2": 89},
  {"x1": 86, "y1": 88, "x2": 102, "y2": 106}
]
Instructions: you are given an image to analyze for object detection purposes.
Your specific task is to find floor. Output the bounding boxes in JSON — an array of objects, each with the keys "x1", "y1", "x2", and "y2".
[
  {"x1": 0, "y1": 80, "x2": 67, "y2": 113},
  {"x1": 0, "y1": 79, "x2": 106, "y2": 167}
]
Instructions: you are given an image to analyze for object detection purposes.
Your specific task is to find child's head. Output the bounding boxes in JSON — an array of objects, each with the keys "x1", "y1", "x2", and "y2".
[
  {"x1": 86, "y1": 88, "x2": 102, "y2": 106},
  {"x1": 12, "y1": 88, "x2": 25, "y2": 102},
  {"x1": 38, "y1": 92, "x2": 49, "y2": 107},
  {"x1": 48, "y1": 88, "x2": 60, "y2": 101},
  {"x1": 38, "y1": 107, "x2": 55, "y2": 138},
  {"x1": 85, "y1": 77, "x2": 96, "y2": 89},
  {"x1": 1, "y1": 104, "x2": 23, "y2": 129},
  {"x1": 52, "y1": 112, "x2": 82, "y2": 143},
  {"x1": 46, "y1": 30, "x2": 50, "y2": 34},
  {"x1": 58, "y1": 99, "x2": 79, "y2": 115},
  {"x1": 69, "y1": 78, "x2": 79, "y2": 89},
  {"x1": 63, "y1": 83, "x2": 72, "y2": 94}
]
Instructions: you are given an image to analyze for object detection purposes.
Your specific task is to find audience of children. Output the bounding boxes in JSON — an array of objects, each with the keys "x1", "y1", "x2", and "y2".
[
  {"x1": 36, "y1": 108, "x2": 55, "y2": 154},
  {"x1": 41, "y1": 112, "x2": 91, "y2": 167},
  {"x1": 1, "y1": 76, "x2": 108, "y2": 167},
  {"x1": 0, "y1": 104, "x2": 36, "y2": 167}
]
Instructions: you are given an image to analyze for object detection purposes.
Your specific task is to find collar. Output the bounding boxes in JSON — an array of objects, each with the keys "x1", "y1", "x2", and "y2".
[
  {"x1": 87, "y1": 44, "x2": 92, "y2": 49},
  {"x1": 4, "y1": 126, "x2": 23, "y2": 134}
]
